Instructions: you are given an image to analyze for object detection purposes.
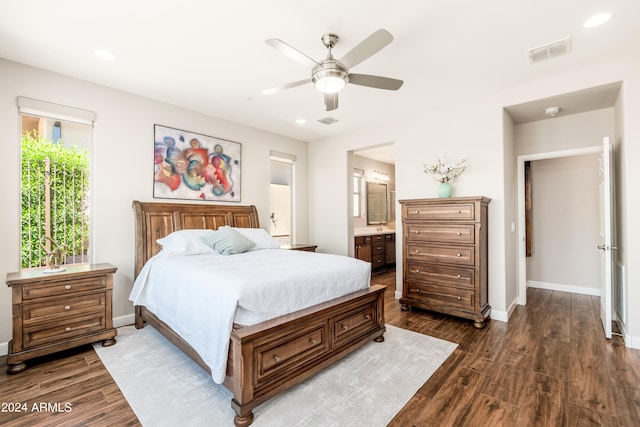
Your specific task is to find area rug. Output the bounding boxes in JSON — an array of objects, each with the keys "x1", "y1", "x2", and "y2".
[{"x1": 94, "y1": 324, "x2": 456, "y2": 427}]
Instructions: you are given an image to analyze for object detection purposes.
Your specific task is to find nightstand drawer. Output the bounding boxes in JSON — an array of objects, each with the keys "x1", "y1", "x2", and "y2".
[
  {"x1": 22, "y1": 313, "x2": 107, "y2": 349},
  {"x1": 23, "y1": 292, "x2": 106, "y2": 324},
  {"x1": 22, "y1": 276, "x2": 106, "y2": 300}
]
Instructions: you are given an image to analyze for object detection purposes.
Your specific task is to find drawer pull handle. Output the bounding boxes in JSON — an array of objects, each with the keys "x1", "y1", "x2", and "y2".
[
  {"x1": 364, "y1": 314, "x2": 371, "y2": 320},
  {"x1": 415, "y1": 289, "x2": 420, "y2": 293},
  {"x1": 457, "y1": 297, "x2": 462, "y2": 301},
  {"x1": 64, "y1": 305, "x2": 71, "y2": 311},
  {"x1": 411, "y1": 269, "x2": 420, "y2": 273},
  {"x1": 273, "y1": 355, "x2": 281, "y2": 362},
  {"x1": 310, "y1": 338, "x2": 317, "y2": 345},
  {"x1": 457, "y1": 275, "x2": 462, "y2": 279},
  {"x1": 64, "y1": 327, "x2": 71, "y2": 332},
  {"x1": 457, "y1": 232, "x2": 462, "y2": 236},
  {"x1": 456, "y1": 210, "x2": 461, "y2": 213},
  {"x1": 415, "y1": 249, "x2": 420, "y2": 253},
  {"x1": 413, "y1": 210, "x2": 420, "y2": 214},
  {"x1": 342, "y1": 324, "x2": 349, "y2": 330},
  {"x1": 414, "y1": 230, "x2": 420, "y2": 234},
  {"x1": 64, "y1": 285, "x2": 71, "y2": 290},
  {"x1": 457, "y1": 253, "x2": 462, "y2": 257}
]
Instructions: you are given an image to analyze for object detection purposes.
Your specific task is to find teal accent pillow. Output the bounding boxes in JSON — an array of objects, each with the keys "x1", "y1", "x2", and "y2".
[{"x1": 201, "y1": 226, "x2": 255, "y2": 255}]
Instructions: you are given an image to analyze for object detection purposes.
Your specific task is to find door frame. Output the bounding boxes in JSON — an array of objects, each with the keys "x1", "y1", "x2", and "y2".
[{"x1": 516, "y1": 145, "x2": 602, "y2": 305}]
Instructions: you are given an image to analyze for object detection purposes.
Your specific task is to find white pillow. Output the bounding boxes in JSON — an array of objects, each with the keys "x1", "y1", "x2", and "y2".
[
  {"x1": 231, "y1": 227, "x2": 281, "y2": 250},
  {"x1": 156, "y1": 229, "x2": 217, "y2": 255}
]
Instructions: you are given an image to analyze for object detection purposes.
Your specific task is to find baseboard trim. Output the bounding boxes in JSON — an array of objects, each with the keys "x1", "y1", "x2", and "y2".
[
  {"x1": 528, "y1": 280, "x2": 601, "y2": 296},
  {"x1": 0, "y1": 313, "x2": 136, "y2": 357}
]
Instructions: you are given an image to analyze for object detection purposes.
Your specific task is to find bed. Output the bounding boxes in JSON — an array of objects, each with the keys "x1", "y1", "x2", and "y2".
[{"x1": 131, "y1": 201, "x2": 386, "y2": 426}]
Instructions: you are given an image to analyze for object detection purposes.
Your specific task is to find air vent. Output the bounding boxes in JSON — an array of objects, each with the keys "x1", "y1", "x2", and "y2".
[
  {"x1": 318, "y1": 116, "x2": 340, "y2": 125},
  {"x1": 526, "y1": 37, "x2": 571, "y2": 64}
]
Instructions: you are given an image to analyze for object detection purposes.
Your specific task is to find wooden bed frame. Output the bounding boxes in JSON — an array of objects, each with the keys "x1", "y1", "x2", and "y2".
[{"x1": 132, "y1": 201, "x2": 386, "y2": 426}]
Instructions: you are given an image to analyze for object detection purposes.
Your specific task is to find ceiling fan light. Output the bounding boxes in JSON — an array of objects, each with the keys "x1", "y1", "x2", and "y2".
[
  {"x1": 312, "y1": 68, "x2": 348, "y2": 94},
  {"x1": 315, "y1": 76, "x2": 346, "y2": 94}
]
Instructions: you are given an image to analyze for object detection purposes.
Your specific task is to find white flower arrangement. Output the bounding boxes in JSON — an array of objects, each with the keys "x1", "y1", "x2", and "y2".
[{"x1": 422, "y1": 157, "x2": 468, "y2": 183}]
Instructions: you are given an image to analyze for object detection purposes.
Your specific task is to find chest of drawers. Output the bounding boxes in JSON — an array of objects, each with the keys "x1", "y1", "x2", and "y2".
[
  {"x1": 399, "y1": 197, "x2": 491, "y2": 328},
  {"x1": 5, "y1": 263, "x2": 118, "y2": 373}
]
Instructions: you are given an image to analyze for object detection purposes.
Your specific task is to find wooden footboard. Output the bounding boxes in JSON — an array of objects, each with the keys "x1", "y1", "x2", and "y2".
[{"x1": 136, "y1": 285, "x2": 385, "y2": 426}]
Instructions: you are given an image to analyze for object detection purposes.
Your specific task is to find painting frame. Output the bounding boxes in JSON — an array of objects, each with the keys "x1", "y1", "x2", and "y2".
[{"x1": 153, "y1": 124, "x2": 241, "y2": 202}]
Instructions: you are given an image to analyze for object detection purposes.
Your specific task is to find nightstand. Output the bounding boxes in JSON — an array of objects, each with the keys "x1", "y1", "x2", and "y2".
[
  {"x1": 5, "y1": 263, "x2": 118, "y2": 374},
  {"x1": 281, "y1": 244, "x2": 318, "y2": 252}
]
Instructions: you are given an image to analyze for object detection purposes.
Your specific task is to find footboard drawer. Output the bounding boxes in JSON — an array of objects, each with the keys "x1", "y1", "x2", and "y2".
[
  {"x1": 332, "y1": 300, "x2": 378, "y2": 346},
  {"x1": 254, "y1": 321, "x2": 329, "y2": 387}
]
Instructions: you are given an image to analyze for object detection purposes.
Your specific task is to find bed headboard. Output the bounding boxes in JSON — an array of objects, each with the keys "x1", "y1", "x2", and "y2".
[{"x1": 132, "y1": 200, "x2": 260, "y2": 277}]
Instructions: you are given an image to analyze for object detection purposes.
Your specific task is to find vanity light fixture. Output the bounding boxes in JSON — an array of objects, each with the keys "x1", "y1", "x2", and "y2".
[
  {"x1": 583, "y1": 12, "x2": 612, "y2": 28},
  {"x1": 295, "y1": 118, "x2": 307, "y2": 124},
  {"x1": 371, "y1": 170, "x2": 390, "y2": 182}
]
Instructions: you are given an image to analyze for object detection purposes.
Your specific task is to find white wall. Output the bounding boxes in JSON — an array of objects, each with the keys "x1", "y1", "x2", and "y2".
[
  {"x1": 0, "y1": 59, "x2": 309, "y2": 350},
  {"x1": 309, "y1": 60, "x2": 640, "y2": 341},
  {"x1": 526, "y1": 155, "x2": 601, "y2": 292}
]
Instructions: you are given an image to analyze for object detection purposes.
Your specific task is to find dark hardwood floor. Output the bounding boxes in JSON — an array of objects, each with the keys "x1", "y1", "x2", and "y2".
[{"x1": 1, "y1": 268, "x2": 639, "y2": 426}]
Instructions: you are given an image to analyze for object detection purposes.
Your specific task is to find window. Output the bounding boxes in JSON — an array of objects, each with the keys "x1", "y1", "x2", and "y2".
[
  {"x1": 353, "y1": 168, "x2": 364, "y2": 217},
  {"x1": 18, "y1": 98, "x2": 94, "y2": 270}
]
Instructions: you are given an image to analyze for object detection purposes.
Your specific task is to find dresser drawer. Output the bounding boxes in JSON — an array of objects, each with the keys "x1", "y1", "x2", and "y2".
[
  {"x1": 22, "y1": 276, "x2": 106, "y2": 300},
  {"x1": 255, "y1": 322, "x2": 329, "y2": 385},
  {"x1": 406, "y1": 243, "x2": 475, "y2": 266},
  {"x1": 405, "y1": 224, "x2": 475, "y2": 244},
  {"x1": 22, "y1": 313, "x2": 107, "y2": 349},
  {"x1": 405, "y1": 281, "x2": 475, "y2": 311},
  {"x1": 23, "y1": 292, "x2": 106, "y2": 325},
  {"x1": 404, "y1": 203, "x2": 475, "y2": 221},
  {"x1": 405, "y1": 262, "x2": 475, "y2": 289},
  {"x1": 333, "y1": 300, "x2": 378, "y2": 346}
]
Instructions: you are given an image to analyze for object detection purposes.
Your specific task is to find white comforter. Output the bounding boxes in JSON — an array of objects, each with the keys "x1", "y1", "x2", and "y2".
[{"x1": 129, "y1": 249, "x2": 371, "y2": 383}]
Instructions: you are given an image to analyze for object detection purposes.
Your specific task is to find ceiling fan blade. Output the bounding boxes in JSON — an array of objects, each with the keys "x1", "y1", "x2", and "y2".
[
  {"x1": 324, "y1": 92, "x2": 338, "y2": 111},
  {"x1": 349, "y1": 74, "x2": 404, "y2": 90},
  {"x1": 262, "y1": 78, "x2": 311, "y2": 95},
  {"x1": 339, "y1": 29, "x2": 394, "y2": 69},
  {"x1": 265, "y1": 38, "x2": 319, "y2": 68}
]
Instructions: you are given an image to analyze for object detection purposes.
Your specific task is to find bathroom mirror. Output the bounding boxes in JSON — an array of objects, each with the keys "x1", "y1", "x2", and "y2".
[{"x1": 367, "y1": 182, "x2": 387, "y2": 225}]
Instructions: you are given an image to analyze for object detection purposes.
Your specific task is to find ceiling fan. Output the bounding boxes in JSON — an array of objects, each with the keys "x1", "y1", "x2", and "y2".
[{"x1": 262, "y1": 29, "x2": 403, "y2": 111}]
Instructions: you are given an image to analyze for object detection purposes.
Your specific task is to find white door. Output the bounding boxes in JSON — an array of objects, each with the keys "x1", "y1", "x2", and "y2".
[{"x1": 598, "y1": 137, "x2": 615, "y2": 339}]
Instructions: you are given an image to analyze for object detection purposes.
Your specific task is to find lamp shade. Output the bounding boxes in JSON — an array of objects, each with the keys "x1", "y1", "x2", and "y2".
[{"x1": 312, "y1": 68, "x2": 348, "y2": 94}]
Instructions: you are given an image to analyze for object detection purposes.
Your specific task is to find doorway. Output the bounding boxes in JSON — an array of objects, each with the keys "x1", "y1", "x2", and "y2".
[
  {"x1": 517, "y1": 146, "x2": 602, "y2": 305},
  {"x1": 270, "y1": 152, "x2": 295, "y2": 246}
]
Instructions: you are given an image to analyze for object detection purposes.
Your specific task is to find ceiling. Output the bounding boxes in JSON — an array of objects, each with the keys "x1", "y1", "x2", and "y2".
[{"x1": 1, "y1": 1, "x2": 638, "y2": 143}]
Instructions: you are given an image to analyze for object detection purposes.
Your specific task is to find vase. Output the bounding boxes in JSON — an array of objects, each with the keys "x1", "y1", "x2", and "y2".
[{"x1": 438, "y1": 182, "x2": 452, "y2": 198}]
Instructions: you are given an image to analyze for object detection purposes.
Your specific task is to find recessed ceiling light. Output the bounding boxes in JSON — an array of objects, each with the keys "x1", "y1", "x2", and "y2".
[
  {"x1": 583, "y1": 12, "x2": 612, "y2": 28},
  {"x1": 94, "y1": 49, "x2": 118, "y2": 60},
  {"x1": 295, "y1": 119, "x2": 307, "y2": 125}
]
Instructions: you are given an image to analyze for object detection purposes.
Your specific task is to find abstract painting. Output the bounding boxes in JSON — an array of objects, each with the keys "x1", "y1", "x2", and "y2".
[{"x1": 153, "y1": 124, "x2": 241, "y2": 202}]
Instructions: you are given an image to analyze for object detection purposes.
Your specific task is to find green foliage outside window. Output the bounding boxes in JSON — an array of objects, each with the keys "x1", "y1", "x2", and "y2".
[{"x1": 21, "y1": 131, "x2": 89, "y2": 268}]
